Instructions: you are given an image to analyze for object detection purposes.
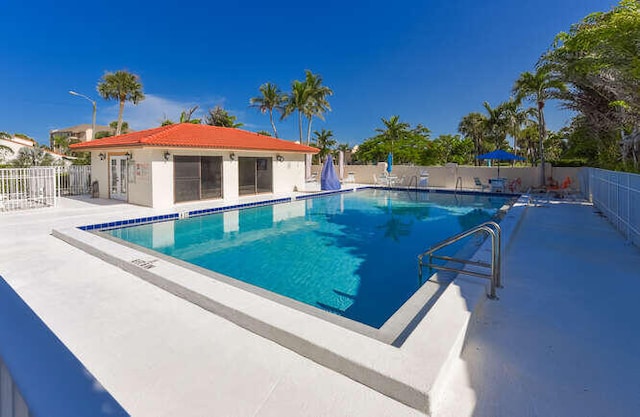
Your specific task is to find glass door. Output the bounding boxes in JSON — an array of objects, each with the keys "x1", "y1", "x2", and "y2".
[
  {"x1": 238, "y1": 157, "x2": 256, "y2": 196},
  {"x1": 109, "y1": 155, "x2": 128, "y2": 201},
  {"x1": 174, "y1": 155, "x2": 223, "y2": 203},
  {"x1": 238, "y1": 157, "x2": 273, "y2": 196}
]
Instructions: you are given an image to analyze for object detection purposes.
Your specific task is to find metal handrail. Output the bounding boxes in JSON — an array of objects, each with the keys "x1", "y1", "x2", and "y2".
[
  {"x1": 407, "y1": 175, "x2": 418, "y2": 190},
  {"x1": 418, "y1": 221, "x2": 502, "y2": 299},
  {"x1": 454, "y1": 176, "x2": 463, "y2": 195}
]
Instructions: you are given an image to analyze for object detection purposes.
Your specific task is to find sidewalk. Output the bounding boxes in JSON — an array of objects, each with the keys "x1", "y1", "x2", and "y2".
[{"x1": 434, "y1": 198, "x2": 640, "y2": 417}]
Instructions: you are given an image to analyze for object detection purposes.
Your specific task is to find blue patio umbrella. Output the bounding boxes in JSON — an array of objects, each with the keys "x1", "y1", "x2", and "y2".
[
  {"x1": 476, "y1": 149, "x2": 525, "y2": 177},
  {"x1": 387, "y1": 152, "x2": 393, "y2": 174},
  {"x1": 320, "y1": 154, "x2": 341, "y2": 190}
]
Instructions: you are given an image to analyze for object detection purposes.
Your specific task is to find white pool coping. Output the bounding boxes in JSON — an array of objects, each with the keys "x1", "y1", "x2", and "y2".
[{"x1": 52, "y1": 190, "x2": 529, "y2": 414}]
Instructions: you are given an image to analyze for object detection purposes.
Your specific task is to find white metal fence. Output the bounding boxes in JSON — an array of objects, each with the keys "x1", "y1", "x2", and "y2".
[
  {"x1": 59, "y1": 165, "x2": 92, "y2": 196},
  {"x1": 0, "y1": 166, "x2": 91, "y2": 212},
  {"x1": 580, "y1": 167, "x2": 640, "y2": 247}
]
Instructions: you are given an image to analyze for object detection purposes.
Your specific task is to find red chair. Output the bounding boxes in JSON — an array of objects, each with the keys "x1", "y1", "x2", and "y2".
[{"x1": 508, "y1": 178, "x2": 521, "y2": 192}]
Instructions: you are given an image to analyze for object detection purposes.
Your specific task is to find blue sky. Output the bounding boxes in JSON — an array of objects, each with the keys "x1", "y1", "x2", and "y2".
[{"x1": 0, "y1": 0, "x2": 614, "y2": 146}]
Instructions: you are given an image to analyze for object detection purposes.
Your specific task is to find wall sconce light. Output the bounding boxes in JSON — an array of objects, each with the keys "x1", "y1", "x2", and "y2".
[
  {"x1": 124, "y1": 151, "x2": 132, "y2": 160},
  {"x1": 163, "y1": 151, "x2": 171, "y2": 161},
  {"x1": 276, "y1": 154, "x2": 284, "y2": 162},
  {"x1": 229, "y1": 152, "x2": 236, "y2": 161},
  {"x1": 98, "y1": 152, "x2": 106, "y2": 161}
]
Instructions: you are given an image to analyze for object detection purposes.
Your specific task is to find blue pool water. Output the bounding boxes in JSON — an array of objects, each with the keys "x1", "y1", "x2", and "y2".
[{"x1": 105, "y1": 189, "x2": 512, "y2": 328}]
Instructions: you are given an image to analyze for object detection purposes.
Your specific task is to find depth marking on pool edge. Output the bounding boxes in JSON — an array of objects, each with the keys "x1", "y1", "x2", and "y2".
[{"x1": 131, "y1": 258, "x2": 158, "y2": 269}]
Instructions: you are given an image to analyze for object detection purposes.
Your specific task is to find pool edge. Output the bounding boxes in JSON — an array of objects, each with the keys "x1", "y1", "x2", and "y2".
[{"x1": 51, "y1": 192, "x2": 530, "y2": 414}]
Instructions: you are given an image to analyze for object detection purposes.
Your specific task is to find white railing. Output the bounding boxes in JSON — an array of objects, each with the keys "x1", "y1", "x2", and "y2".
[
  {"x1": 580, "y1": 167, "x2": 640, "y2": 247},
  {"x1": 58, "y1": 165, "x2": 92, "y2": 196},
  {"x1": 0, "y1": 166, "x2": 91, "y2": 213}
]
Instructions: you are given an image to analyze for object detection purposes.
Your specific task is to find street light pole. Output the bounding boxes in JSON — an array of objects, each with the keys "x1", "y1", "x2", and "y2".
[{"x1": 69, "y1": 90, "x2": 97, "y2": 141}]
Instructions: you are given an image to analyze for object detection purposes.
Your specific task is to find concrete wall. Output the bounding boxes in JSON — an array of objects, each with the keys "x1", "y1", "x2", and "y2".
[
  {"x1": 90, "y1": 151, "x2": 109, "y2": 199},
  {"x1": 129, "y1": 148, "x2": 156, "y2": 207},
  {"x1": 272, "y1": 153, "x2": 305, "y2": 194},
  {"x1": 90, "y1": 148, "x2": 307, "y2": 208},
  {"x1": 313, "y1": 163, "x2": 582, "y2": 190}
]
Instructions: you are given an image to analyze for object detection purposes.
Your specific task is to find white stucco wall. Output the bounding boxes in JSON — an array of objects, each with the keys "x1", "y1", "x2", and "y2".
[
  {"x1": 272, "y1": 153, "x2": 306, "y2": 194},
  {"x1": 90, "y1": 151, "x2": 109, "y2": 199},
  {"x1": 128, "y1": 149, "x2": 156, "y2": 207},
  {"x1": 311, "y1": 163, "x2": 581, "y2": 190}
]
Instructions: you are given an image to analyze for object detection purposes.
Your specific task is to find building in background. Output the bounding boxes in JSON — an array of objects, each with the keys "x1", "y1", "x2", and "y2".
[
  {"x1": 49, "y1": 124, "x2": 115, "y2": 148},
  {"x1": 0, "y1": 134, "x2": 75, "y2": 165}
]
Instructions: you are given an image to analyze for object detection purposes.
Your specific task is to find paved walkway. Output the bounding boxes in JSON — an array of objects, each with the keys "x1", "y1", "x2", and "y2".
[
  {"x1": 1, "y1": 195, "x2": 639, "y2": 416},
  {"x1": 433, "y1": 198, "x2": 640, "y2": 417}
]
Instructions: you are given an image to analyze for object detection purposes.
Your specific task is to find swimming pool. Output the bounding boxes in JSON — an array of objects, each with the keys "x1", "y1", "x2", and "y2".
[{"x1": 103, "y1": 189, "x2": 513, "y2": 328}]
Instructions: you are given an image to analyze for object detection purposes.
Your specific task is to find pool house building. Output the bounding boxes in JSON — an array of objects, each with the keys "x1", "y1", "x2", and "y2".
[{"x1": 70, "y1": 123, "x2": 319, "y2": 208}]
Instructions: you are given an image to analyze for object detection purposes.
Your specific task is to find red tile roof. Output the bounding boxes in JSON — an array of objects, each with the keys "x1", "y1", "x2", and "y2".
[{"x1": 69, "y1": 123, "x2": 319, "y2": 154}]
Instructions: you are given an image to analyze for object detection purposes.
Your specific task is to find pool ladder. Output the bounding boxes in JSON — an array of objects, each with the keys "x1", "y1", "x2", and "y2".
[
  {"x1": 418, "y1": 221, "x2": 502, "y2": 299},
  {"x1": 454, "y1": 176, "x2": 463, "y2": 195}
]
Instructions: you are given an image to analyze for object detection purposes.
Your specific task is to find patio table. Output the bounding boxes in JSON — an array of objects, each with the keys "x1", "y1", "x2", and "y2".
[{"x1": 489, "y1": 178, "x2": 506, "y2": 192}]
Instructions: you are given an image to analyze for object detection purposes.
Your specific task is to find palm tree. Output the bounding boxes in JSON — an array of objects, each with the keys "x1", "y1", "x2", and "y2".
[
  {"x1": 482, "y1": 102, "x2": 509, "y2": 150},
  {"x1": 180, "y1": 105, "x2": 201, "y2": 124},
  {"x1": 333, "y1": 143, "x2": 350, "y2": 159},
  {"x1": 250, "y1": 83, "x2": 285, "y2": 137},
  {"x1": 12, "y1": 146, "x2": 54, "y2": 167},
  {"x1": 302, "y1": 71, "x2": 333, "y2": 145},
  {"x1": 109, "y1": 120, "x2": 129, "y2": 133},
  {"x1": 310, "y1": 129, "x2": 336, "y2": 163},
  {"x1": 282, "y1": 80, "x2": 309, "y2": 142},
  {"x1": 97, "y1": 70, "x2": 145, "y2": 135},
  {"x1": 498, "y1": 98, "x2": 534, "y2": 158},
  {"x1": 376, "y1": 115, "x2": 410, "y2": 154},
  {"x1": 519, "y1": 123, "x2": 540, "y2": 165},
  {"x1": 458, "y1": 112, "x2": 487, "y2": 165},
  {"x1": 204, "y1": 106, "x2": 243, "y2": 128},
  {"x1": 513, "y1": 67, "x2": 566, "y2": 181}
]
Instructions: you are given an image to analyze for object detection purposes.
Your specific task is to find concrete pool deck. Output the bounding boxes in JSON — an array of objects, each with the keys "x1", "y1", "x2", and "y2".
[
  {"x1": 0, "y1": 192, "x2": 638, "y2": 416},
  {"x1": 433, "y1": 197, "x2": 640, "y2": 417}
]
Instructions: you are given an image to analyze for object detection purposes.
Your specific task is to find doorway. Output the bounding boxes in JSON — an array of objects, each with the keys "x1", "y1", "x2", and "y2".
[
  {"x1": 174, "y1": 155, "x2": 223, "y2": 203},
  {"x1": 238, "y1": 157, "x2": 272, "y2": 196},
  {"x1": 109, "y1": 155, "x2": 128, "y2": 200}
]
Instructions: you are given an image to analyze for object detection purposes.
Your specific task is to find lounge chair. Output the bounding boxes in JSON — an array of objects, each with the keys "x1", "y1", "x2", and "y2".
[
  {"x1": 546, "y1": 176, "x2": 559, "y2": 188},
  {"x1": 547, "y1": 177, "x2": 572, "y2": 198},
  {"x1": 306, "y1": 172, "x2": 318, "y2": 183},
  {"x1": 418, "y1": 171, "x2": 429, "y2": 188},
  {"x1": 474, "y1": 177, "x2": 490, "y2": 191},
  {"x1": 373, "y1": 173, "x2": 388, "y2": 186}
]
